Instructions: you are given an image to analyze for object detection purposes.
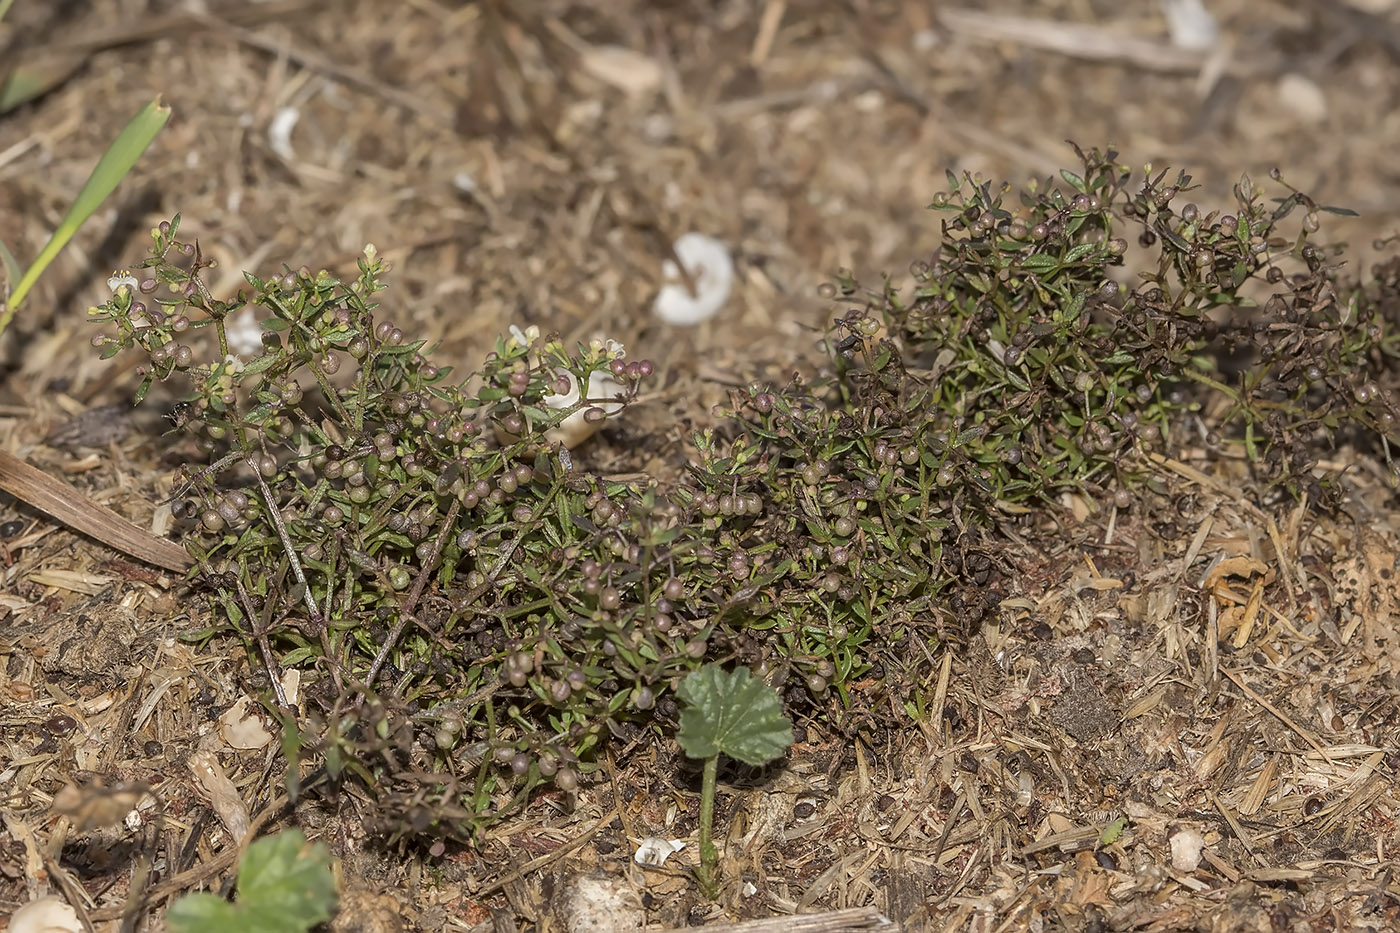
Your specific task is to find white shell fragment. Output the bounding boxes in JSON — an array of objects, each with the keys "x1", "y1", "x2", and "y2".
[
  {"x1": 545, "y1": 369, "x2": 627, "y2": 449},
  {"x1": 633, "y1": 836, "x2": 686, "y2": 868},
  {"x1": 268, "y1": 106, "x2": 301, "y2": 161},
  {"x1": 281, "y1": 668, "x2": 302, "y2": 708},
  {"x1": 653, "y1": 233, "x2": 734, "y2": 326},
  {"x1": 218, "y1": 696, "x2": 273, "y2": 750},
  {"x1": 8, "y1": 896, "x2": 82, "y2": 933},
  {"x1": 1170, "y1": 826, "x2": 1206, "y2": 872}
]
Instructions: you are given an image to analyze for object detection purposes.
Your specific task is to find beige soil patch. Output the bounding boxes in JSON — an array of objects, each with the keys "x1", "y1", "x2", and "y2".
[{"x1": 3, "y1": 1, "x2": 1400, "y2": 930}]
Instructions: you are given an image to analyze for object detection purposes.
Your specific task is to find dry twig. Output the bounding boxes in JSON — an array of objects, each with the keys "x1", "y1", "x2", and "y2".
[{"x1": 0, "y1": 448, "x2": 191, "y2": 573}]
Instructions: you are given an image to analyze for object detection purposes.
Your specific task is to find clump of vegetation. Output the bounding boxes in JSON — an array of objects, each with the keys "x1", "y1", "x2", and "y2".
[
  {"x1": 819, "y1": 145, "x2": 1398, "y2": 514},
  {"x1": 85, "y1": 146, "x2": 1400, "y2": 841}
]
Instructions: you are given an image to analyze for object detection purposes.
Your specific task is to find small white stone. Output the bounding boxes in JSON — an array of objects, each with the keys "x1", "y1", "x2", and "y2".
[
  {"x1": 913, "y1": 29, "x2": 939, "y2": 52},
  {"x1": 1160, "y1": 0, "x2": 1218, "y2": 51},
  {"x1": 563, "y1": 872, "x2": 643, "y2": 933},
  {"x1": 8, "y1": 896, "x2": 82, "y2": 933},
  {"x1": 1276, "y1": 73, "x2": 1328, "y2": 124},
  {"x1": 653, "y1": 233, "x2": 734, "y2": 326},
  {"x1": 578, "y1": 45, "x2": 662, "y2": 96},
  {"x1": 1170, "y1": 826, "x2": 1206, "y2": 872}
]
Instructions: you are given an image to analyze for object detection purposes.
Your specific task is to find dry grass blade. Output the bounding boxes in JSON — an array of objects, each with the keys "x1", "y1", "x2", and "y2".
[
  {"x1": 935, "y1": 7, "x2": 1254, "y2": 72},
  {"x1": 0, "y1": 448, "x2": 191, "y2": 573},
  {"x1": 653, "y1": 905, "x2": 889, "y2": 933}
]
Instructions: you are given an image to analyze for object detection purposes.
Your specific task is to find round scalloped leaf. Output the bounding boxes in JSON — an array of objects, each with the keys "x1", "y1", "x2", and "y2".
[
  {"x1": 676, "y1": 664, "x2": 794, "y2": 766},
  {"x1": 167, "y1": 829, "x2": 336, "y2": 933}
]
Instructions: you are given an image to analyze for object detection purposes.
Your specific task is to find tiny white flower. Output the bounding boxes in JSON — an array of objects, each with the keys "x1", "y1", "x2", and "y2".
[
  {"x1": 587, "y1": 336, "x2": 627, "y2": 360},
  {"x1": 507, "y1": 323, "x2": 540, "y2": 349},
  {"x1": 223, "y1": 353, "x2": 246, "y2": 375},
  {"x1": 107, "y1": 269, "x2": 138, "y2": 293}
]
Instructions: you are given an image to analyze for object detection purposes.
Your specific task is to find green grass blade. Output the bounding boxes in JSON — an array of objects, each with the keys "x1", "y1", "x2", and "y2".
[
  {"x1": 0, "y1": 236, "x2": 19, "y2": 286},
  {"x1": 0, "y1": 95, "x2": 170, "y2": 329},
  {"x1": 0, "y1": 0, "x2": 14, "y2": 23},
  {"x1": 1, "y1": 57, "x2": 88, "y2": 113}
]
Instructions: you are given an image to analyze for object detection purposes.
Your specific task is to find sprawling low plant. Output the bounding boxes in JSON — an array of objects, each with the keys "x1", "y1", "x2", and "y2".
[
  {"x1": 84, "y1": 147, "x2": 1400, "y2": 841},
  {"x1": 826, "y1": 146, "x2": 1400, "y2": 507}
]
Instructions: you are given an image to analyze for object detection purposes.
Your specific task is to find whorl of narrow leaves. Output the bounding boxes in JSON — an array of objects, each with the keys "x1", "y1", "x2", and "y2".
[{"x1": 676, "y1": 664, "x2": 794, "y2": 766}]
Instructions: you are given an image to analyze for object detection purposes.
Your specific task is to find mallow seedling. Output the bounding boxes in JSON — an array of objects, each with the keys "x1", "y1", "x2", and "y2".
[
  {"x1": 676, "y1": 663, "x2": 794, "y2": 897},
  {"x1": 165, "y1": 829, "x2": 337, "y2": 933}
]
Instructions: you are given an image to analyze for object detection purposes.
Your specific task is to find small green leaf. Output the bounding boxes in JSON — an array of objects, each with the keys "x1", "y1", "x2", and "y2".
[
  {"x1": 1059, "y1": 169, "x2": 1086, "y2": 192},
  {"x1": 1018, "y1": 254, "x2": 1060, "y2": 275},
  {"x1": 1099, "y1": 816, "x2": 1128, "y2": 846},
  {"x1": 0, "y1": 57, "x2": 85, "y2": 113},
  {"x1": 1062, "y1": 243, "x2": 1100, "y2": 264},
  {"x1": 166, "y1": 893, "x2": 238, "y2": 928},
  {"x1": 166, "y1": 829, "x2": 336, "y2": 933},
  {"x1": 1319, "y1": 204, "x2": 1359, "y2": 217},
  {"x1": 676, "y1": 664, "x2": 794, "y2": 766},
  {"x1": 236, "y1": 829, "x2": 336, "y2": 920}
]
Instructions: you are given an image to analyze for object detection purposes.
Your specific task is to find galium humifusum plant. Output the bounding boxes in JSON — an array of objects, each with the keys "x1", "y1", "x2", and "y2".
[{"x1": 77, "y1": 146, "x2": 1400, "y2": 844}]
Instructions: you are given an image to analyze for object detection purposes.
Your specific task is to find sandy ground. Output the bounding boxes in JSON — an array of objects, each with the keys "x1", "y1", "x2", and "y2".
[{"x1": 3, "y1": 1, "x2": 1400, "y2": 930}]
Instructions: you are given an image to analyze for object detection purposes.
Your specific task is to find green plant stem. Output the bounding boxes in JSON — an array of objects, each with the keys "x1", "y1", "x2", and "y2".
[
  {"x1": 364, "y1": 497, "x2": 461, "y2": 686},
  {"x1": 697, "y1": 753, "x2": 719, "y2": 897}
]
